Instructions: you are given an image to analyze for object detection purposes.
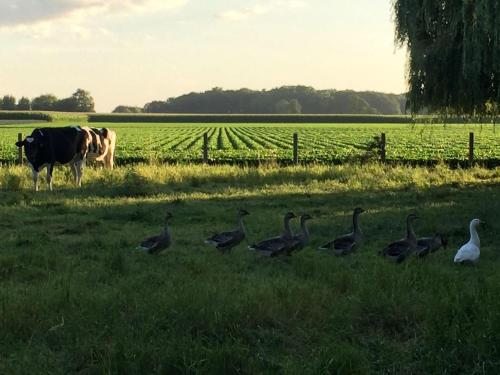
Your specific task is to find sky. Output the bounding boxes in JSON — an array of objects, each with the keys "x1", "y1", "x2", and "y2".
[{"x1": 0, "y1": 0, "x2": 408, "y2": 112}]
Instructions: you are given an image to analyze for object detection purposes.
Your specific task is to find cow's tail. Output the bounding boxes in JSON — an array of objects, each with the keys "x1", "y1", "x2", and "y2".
[{"x1": 94, "y1": 141, "x2": 109, "y2": 162}]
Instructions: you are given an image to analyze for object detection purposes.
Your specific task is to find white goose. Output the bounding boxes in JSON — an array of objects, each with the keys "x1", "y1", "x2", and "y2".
[{"x1": 453, "y1": 219, "x2": 483, "y2": 263}]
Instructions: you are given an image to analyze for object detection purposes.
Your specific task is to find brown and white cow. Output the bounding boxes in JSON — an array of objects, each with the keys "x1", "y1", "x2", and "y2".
[
  {"x1": 15, "y1": 126, "x2": 90, "y2": 191},
  {"x1": 80, "y1": 126, "x2": 117, "y2": 169}
]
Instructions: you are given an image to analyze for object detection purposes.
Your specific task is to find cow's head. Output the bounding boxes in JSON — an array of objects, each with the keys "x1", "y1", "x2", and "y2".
[{"x1": 15, "y1": 129, "x2": 45, "y2": 165}]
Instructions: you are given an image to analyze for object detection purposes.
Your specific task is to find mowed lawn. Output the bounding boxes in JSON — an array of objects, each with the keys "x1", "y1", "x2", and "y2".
[{"x1": 0, "y1": 163, "x2": 499, "y2": 374}]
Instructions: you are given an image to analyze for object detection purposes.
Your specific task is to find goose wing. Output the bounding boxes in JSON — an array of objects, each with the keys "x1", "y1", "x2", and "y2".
[
  {"x1": 318, "y1": 239, "x2": 335, "y2": 251},
  {"x1": 249, "y1": 236, "x2": 281, "y2": 250},
  {"x1": 417, "y1": 237, "x2": 439, "y2": 257},
  {"x1": 383, "y1": 240, "x2": 413, "y2": 262},
  {"x1": 205, "y1": 230, "x2": 237, "y2": 245},
  {"x1": 383, "y1": 239, "x2": 410, "y2": 255},
  {"x1": 251, "y1": 237, "x2": 290, "y2": 256},
  {"x1": 417, "y1": 237, "x2": 432, "y2": 247},
  {"x1": 415, "y1": 238, "x2": 432, "y2": 257},
  {"x1": 138, "y1": 231, "x2": 171, "y2": 254},
  {"x1": 319, "y1": 238, "x2": 356, "y2": 256},
  {"x1": 137, "y1": 234, "x2": 161, "y2": 252},
  {"x1": 454, "y1": 242, "x2": 479, "y2": 263},
  {"x1": 333, "y1": 234, "x2": 357, "y2": 254},
  {"x1": 216, "y1": 231, "x2": 245, "y2": 250},
  {"x1": 319, "y1": 233, "x2": 357, "y2": 255},
  {"x1": 415, "y1": 245, "x2": 430, "y2": 258}
]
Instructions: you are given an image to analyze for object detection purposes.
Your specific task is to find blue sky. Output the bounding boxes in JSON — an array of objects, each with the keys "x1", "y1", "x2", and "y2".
[{"x1": 0, "y1": 0, "x2": 407, "y2": 112}]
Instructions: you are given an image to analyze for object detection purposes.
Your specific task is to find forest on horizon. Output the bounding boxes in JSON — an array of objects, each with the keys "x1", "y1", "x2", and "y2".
[{"x1": 114, "y1": 86, "x2": 407, "y2": 115}]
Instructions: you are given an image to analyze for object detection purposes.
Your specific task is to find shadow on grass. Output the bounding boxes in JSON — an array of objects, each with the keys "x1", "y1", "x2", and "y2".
[
  {"x1": 1, "y1": 166, "x2": 499, "y2": 374},
  {"x1": 1, "y1": 175, "x2": 498, "y2": 257}
]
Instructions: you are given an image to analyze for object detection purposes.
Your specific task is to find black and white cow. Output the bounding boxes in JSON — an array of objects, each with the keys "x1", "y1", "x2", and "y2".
[{"x1": 15, "y1": 126, "x2": 91, "y2": 191}]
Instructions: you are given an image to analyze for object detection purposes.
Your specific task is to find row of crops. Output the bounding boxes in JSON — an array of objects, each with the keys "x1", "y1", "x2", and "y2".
[{"x1": 0, "y1": 123, "x2": 499, "y2": 165}]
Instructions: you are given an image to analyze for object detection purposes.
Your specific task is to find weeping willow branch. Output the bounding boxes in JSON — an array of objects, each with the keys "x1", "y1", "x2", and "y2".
[{"x1": 393, "y1": 0, "x2": 499, "y2": 118}]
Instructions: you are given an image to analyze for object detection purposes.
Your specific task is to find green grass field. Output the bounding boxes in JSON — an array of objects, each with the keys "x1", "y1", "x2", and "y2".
[
  {"x1": 1, "y1": 119, "x2": 499, "y2": 164},
  {"x1": 1, "y1": 163, "x2": 499, "y2": 373}
]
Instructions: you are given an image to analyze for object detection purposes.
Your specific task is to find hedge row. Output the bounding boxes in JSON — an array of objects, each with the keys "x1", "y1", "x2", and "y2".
[
  {"x1": 88, "y1": 114, "x2": 415, "y2": 124},
  {"x1": 0, "y1": 111, "x2": 52, "y2": 122}
]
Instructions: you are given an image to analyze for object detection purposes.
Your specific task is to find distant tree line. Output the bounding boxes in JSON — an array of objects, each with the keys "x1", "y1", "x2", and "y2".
[
  {"x1": 112, "y1": 105, "x2": 143, "y2": 114},
  {"x1": 113, "y1": 86, "x2": 406, "y2": 115},
  {"x1": 0, "y1": 89, "x2": 95, "y2": 112}
]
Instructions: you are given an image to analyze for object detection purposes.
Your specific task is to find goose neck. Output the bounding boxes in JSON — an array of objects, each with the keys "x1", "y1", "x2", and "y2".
[
  {"x1": 163, "y1": 220, "x2": 170, "y2": 234},
  {"x1": 300, "y1": 218, "x2": 310, "y2": 241},
  {"x1": 406, "y1": 217, "x2": 416, "y2": 243},
  {"x1": 238, "y1": 215, "x2": 246, "y2": 234},
  {"x1": 469, "y1": 223, "x2": 480, "y2": 246},
  {"x1": 353, "y1": 212, "x2": 362, "y2": 235},
  {"x1": 433, "y1": 235, "x2": 440, "y2": 246},
  {"x1": 284, "y1": 216, "x2": 294, "y2": 238}
]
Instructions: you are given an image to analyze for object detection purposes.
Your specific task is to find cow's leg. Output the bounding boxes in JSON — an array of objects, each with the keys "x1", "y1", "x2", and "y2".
[
  {"x1": 29, "y1": 164, "x2": 39, "y2": 192},
  {"x1": 75, "y1": 159, "x2": 85, "y2": 187},
  {"x1": 107, "y1": 148, "x2": 114, "y2": 169},
  {"x1": 70, "y1": 162, "x2": 78, "y2": 185},
  {"x1": 104, "y1": 154, "x2": 110, "y2": 169},
  {"x1": 46, "y1": 164, "x2": 54, "y2": 191}
]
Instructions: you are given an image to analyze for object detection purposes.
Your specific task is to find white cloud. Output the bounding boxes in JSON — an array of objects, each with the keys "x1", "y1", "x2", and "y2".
[
  {"x1": 281, "y1": 0, "x2": 307, "y2": 9},
  {"x1": 0, "y1": 0, "x2": 187, "y2": 31},
  {"x1": 217, "y1": 4, "x2": 270, "y2": 21},
  {"x1": 216, "y1": 0, "x2": 308, "y2": 22}
]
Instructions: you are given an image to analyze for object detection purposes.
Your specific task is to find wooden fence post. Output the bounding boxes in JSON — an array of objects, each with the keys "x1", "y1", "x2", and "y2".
[
  {"x1": 293, "y1": 132, "x2": 298, "y2": 165},
  {"x1": 203, "y1": 132, "x2": 208, "y2": 164},
  {"x1": 468, "y1": 132, "x2": 474, "y2": 168},
  {"x1": 18, "y1": 133, "x2": 23, "y2": 165},
  {"x1": 380, "y1": 133, "x2": 386, "y2": 163}
]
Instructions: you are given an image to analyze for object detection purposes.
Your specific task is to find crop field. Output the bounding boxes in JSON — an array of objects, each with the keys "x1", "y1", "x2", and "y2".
[
  {"x1": 0, "y1": 163, "x2": 499, "y2": 373},
  {"x1": 0, "y1": 121, "x2": 499, "y2": 165}
]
